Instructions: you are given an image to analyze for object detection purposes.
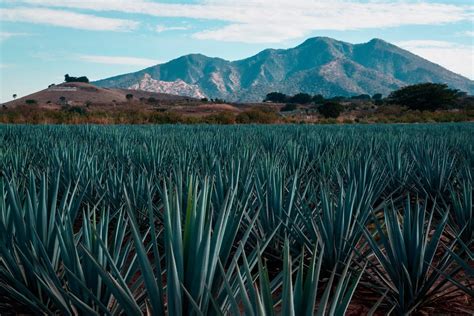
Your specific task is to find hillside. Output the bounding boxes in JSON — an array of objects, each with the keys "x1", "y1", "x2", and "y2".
[
  {"x1": 94, "y1": 37, "x2": 474, "y2": 102},
  {"x1": 3, "y1": 82, "x2": 198, "y2": 108}
]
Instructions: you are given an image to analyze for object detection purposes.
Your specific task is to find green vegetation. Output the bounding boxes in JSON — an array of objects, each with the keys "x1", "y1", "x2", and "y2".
[
  {"x1": 236, "y1": 108, "x2": 279, "y2": 123},
  {"x1": 388, "y1": 83, "x2": 460, "y2": 111},
  {"x1": 318, "y1": 101, "x2": 344, "y2": 118},
  {"x1": 265, "y1": 83, "x2": 471, "y2": 111},
  {"x1": 0, "y1": 124, "x2": 472, "y2": 314},
  {"x1": 25, "y1": 99, "x2": 37, "y2": 105},
  {"x1": 64, "y1": 74, "x2": 89, "y2": 83},
  {"x1": 280, "y1": 103, "x2": 298, "y2": 112}
]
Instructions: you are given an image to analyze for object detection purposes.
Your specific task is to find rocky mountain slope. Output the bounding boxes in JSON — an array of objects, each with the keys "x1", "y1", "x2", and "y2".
[{"x1": 94, "y1": 37, "x2": 474, "y2": 102}]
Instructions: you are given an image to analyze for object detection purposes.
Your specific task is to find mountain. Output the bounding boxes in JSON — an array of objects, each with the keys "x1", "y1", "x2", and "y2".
[{"x1": 94, "y1": 37, "x2": 474, "y2": 102}]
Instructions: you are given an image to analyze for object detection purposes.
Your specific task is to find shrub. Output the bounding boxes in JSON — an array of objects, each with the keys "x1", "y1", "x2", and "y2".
[
  {"x1": 280, "y1": 103, "x2": 298, "y2": 112},
  {"x1": 236, "y1": 108, "x2": 279, "y2": 124},
  {"x1": 126, "y1": 94, "x2": 134, "y2": 101},
  {"x1": 147, "y1": 97, "x2": 157, "y2": 104},
  {"x1": 25, "y1": 99, "x2": 37, "y2": 105},
  {"x1": 204, "y1": 112, "x2": 236, "y2": 124},
  {"x1": 149, "y1": 111, "x2": 182, "y2": 124},
  {"x1": 61, "y1": 106, "x2": 87, "y2": 115},
  {"x1": 318, "y1": 101, "x2": 344, "y2": 118}
]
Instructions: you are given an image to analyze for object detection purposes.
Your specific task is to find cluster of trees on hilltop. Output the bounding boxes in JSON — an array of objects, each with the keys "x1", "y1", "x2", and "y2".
[
  {"x1": 64, "y1": 74, "x2": 89, "y2": 83},
  {"x1": 266, "y1": 83, "x2": 471, "y2": 116}
]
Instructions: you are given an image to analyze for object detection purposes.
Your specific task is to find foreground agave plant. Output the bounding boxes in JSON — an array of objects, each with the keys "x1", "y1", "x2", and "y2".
[
  {"x1": 222, "y1": 239, "x2": 365, "y2": 316},
  {"x1": 362, "y1": 197, "x2": 464, "y2": 314}
]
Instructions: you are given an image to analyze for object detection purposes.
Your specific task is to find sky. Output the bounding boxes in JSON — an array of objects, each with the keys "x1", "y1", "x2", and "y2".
[{"x1": 0, "y1": 0, "x2": 473, "y2": 102}]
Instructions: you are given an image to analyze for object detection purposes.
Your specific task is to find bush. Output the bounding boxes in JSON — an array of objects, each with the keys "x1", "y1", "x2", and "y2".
[
  {"x1": 147, "y1": 97, "x2": 158, "y2": 104},
  {"x1": 126, "y1": 94, "x2": 134, "y2": 101},
  {"x1": 25, "y1": 99, "x2": 37, "y2": 105},
  {"x1": 318, "y1": 102, "x2": 344, "y2": 118},
  {"x1": 236, "y1": 108, "x2": 279, "y2": 124},
  {"x1": 62, "y1": 106, "x2": 87, "y2": 115},
  {"x1": 280, "y1": 103, "x2": 298, "y2": 112},
  {"x1": 149, "y1": 111, "x2": 182, "y2": 124},
  {"x1": 204, "y1": 112, "x2": 236, "y2": 124}
]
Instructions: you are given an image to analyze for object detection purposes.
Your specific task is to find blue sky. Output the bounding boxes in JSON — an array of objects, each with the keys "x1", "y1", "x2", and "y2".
[{"x1": 1, "y1": 0, "x2": 473, "y2": 102}]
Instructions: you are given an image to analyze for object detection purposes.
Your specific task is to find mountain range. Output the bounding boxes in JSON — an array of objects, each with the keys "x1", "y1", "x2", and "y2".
[{"x1": 94, "y1": 37, "x2": 474, "y2": 102}]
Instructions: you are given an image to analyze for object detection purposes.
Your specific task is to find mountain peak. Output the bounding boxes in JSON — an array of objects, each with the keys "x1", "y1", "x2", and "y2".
[
  {"x1": 298, "y1": 36, "x2": 340, "y2": 47},
  {"x1": 363, "y1": 38, "x2": 394, "y2": 48}
]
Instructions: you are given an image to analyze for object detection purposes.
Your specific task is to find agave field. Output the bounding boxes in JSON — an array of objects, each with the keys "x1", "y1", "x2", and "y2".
[{"x1": 0, "y1": 124, "x2": 472, "y2": 315}]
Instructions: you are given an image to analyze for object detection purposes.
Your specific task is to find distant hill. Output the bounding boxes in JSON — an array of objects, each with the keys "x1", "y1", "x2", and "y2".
[
  {"x1": 3, "y1": 82, "x2": 197, "y2": 108},
  {"x1": 94, "y1": 37, "x2": 474, "y2": 102}
]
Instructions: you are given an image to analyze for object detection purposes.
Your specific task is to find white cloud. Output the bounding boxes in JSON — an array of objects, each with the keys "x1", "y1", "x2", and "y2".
[
  {"x1": 11, "y1": 0, "x2": 474, "y2": 43},
  {"x1": 0, "y1": 32, "x2": 30, "y2": 41},
  {"x1": 79, "y1": 55, "x2": 160, "y2": 66},
  {"x1": 155, "y1": 24, "x2": 189, "y2": 33},
  {"x1": 397, "y1": 40, "x2": 474, "y2": 79},
  {"x1": 0, "y1": 7, "x2": 138, "y2": 31}
]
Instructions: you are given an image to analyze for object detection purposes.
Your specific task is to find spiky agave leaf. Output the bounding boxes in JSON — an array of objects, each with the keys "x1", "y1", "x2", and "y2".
[{"x1": 362, "y1": 197, "x2": 461, "y2": 314}]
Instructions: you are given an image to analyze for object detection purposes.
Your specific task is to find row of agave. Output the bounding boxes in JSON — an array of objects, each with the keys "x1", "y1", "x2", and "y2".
[{"x1": 0, "y1": 124, "x2": 472, "y2": 315}]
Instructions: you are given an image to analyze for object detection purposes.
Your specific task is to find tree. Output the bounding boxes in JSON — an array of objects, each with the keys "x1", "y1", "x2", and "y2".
[
  {"x1": 318, "y1": 101, "x2": 344, "y2": 118},
  {"x1": 388, "y1": 83, "x2": 459, "y2": 111},
  {"x1": 351, "y1": 94, "x2": 371, "y2": 100},
  {"x1": 289, "y1": 93, "x2": 312, "y2": 104},
  {"x1": 126, "y1": 94, "x2": 134, "y2": 101},
  {"x1": 372, "y1": 93, "x2": 383, "y2": 101},
  {"x1": 12, "y1": 94, "x2": 17, "y2": 100},
  {"x1": 264, "y1": 92, "x2": 288, "y2": 103},
  {"x1": 312, "y1": 94, "x2": 325, "y2": 104}
]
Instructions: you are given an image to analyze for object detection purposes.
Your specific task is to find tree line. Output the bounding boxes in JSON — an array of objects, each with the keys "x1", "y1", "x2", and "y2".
[{"x1": 265, "y1": 83, "x2": 469, "y2": 118}]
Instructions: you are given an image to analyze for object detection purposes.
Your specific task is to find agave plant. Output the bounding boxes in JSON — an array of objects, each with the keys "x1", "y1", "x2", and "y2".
[
  {"x1": 222, "y1": 239, "x2": 365, "y2": 315},
  {"x1": 445, "y1": 180, "x2": 473, "y2": 245},
  {"x1": 0, "y1": 173, "x2": 84, "y2": 314},
  {"x1": 362, "y1": 197, "x2": 462, "y2": 314}
]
